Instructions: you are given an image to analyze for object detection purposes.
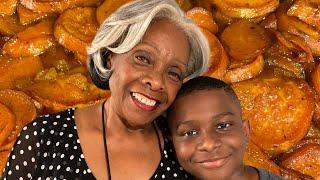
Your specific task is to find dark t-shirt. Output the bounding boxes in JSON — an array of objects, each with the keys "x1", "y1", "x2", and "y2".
[
  {"x1": 256, "y1": 168, "x2": 283, "y2": 180},
  {"x1": 2, "y1": 108, "x2": 190, "y2": 180}
]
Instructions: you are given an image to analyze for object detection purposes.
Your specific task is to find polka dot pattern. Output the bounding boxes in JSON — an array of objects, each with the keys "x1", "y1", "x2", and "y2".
[{"x1": 2, "y1": 109, "x2": 191, "y2": 179}]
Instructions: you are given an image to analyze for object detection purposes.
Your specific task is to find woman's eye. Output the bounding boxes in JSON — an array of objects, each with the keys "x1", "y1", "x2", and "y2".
[
  {"x1": 182, "y1": 130, "x2": 198, "y2": 137},
  {"x1": 135, "y1": 55, "x2": 150, "y2": 64},
  {"x1": 168, "y1": 71, "x2": 182, "y2": 81},
  {"x1": 217, "y1": 123, "x2": 232, "y2": 130}
]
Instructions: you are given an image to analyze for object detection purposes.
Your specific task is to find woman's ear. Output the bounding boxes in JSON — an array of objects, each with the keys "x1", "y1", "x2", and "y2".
[{"x1": 107, "y1": 53, "x2": 113, "y2": 69}]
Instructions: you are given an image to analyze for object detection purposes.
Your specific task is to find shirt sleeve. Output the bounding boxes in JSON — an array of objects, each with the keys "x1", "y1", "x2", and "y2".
[{"x1": 1, "y1": 119, "x2": 43, "y2": 179}]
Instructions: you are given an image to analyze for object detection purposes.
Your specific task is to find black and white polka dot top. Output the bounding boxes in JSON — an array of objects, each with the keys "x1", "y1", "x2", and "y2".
[{"x1": 2, "y1": 108, "x2": 191, "y2": 180}]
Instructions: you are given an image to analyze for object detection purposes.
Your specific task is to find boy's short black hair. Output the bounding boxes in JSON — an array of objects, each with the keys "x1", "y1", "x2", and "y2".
[{"x1": 170, "y1": 76, "x2": 241, "y2": 111}]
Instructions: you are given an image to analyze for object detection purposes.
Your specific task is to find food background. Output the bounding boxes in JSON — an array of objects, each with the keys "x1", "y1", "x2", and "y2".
[{"x1": 0, "y1": 0, "x2": 319, "y2": 179}]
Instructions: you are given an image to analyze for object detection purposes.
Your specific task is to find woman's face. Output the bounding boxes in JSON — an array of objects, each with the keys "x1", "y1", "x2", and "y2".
[{"x1": 108, "y1": 18, "x2": 190, "y2": 129}]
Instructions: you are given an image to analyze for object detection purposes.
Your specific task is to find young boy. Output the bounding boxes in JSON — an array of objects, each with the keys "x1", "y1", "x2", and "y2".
[{"x1": 167, "y1": 76, "x2": 281, "y2": 180}]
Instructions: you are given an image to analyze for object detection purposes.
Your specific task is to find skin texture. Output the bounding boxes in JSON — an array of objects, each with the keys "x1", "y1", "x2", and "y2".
[
  {"x1": 74, "y1": 18, "x2": 190, "y2": 180},
  {"x1": 169, "y1": 89, "x2": 258, "y2": 180}
]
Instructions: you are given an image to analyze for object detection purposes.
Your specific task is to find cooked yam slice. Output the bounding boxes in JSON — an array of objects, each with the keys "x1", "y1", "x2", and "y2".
[
  {"x1": 276, "y1": 1, "x2": 320, "y2": 41},
  {"x1": 0, "y1": 0, "x2": 17, "y2": 16},
  {"x1": 287, "y1": 0, "x2": 320, "y2": 31},
  {"x1": 17, "y1": 4, "x2": 55, "y2": 25},
  {"x1": 54, "y1": 7, "x2": 98, "y2": 64},
  {"x1": 306, "y1": 123, "x2": 320, "y2": 139},
  {"x1": 312, "y1": 64, "x2": 320, "y2": 96},
  {"x1": 260, "y1": 13, "x2": 277, "y2": 30},
  {"x1": 176, "y1": 0, "x2": 193, "y2": 11},
  {"x1": 302, "y1": 34, "x2": 320, "y2": 56},
  {"x1": 224, "y1": 55, "x2": 264, "y2": 83},
  {"x1": 0, "y1": 56, "x2": 43, "y2": 90},
  {"x1": 96, "y1": 0, "x2": 132, "y2": 25},
  {"x1": 212, "y1": 0, "x2": 279, "y2": 18},
  {"x1": 264, "y1": 43, "x2": 305, "y2": 79},
  {"x1": 0, "y1": 14, "x2": 25, "y2": 36},
  {"x1": 20, "y1": 0, "x2": 101, "y2": 13},
  {"x1": 221, "y1": 20, "x2": 271, "y2": 62},
  {"x1": 0, "y1": 104, "x2": 15, "y2": 146},
  {"x1": 2, "y1": 19, "x2": 55, "y2": 57},
  {"x1": 279, "y1": 142, "x2": 320, "y2": 179},
  {"x1": 232, "y1": 70, "x2": 315, "y2": 155},
  {"x1": 40, "y1": 45, "x2": 80, "y2": 72},
  {"x1": 280, "y1": 168, "x2": 314, "y2": 180},
  {"x1": 201, "y1": 29, "x2": 229, "y2": 80},
  {"x1": 0, "y1": 90, "x2": 37, "y2": 148},
  {"x1": 186, "y1": 7, "x2": 218, "y2": 34},
  {"x1": 21, "y1": 73, "x2": 110, "y2": 113},
  {"x1": 244, "y1": 141, "x2": 281, "y2": 175}
]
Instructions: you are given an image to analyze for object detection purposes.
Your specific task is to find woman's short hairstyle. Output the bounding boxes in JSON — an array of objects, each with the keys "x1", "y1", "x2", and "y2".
[{"x1": 87, "y1": 0, "x2": 210, "y2": 89}]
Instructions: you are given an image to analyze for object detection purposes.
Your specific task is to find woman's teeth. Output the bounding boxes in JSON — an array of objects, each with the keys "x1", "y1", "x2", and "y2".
[{"x1": 132, "y1": 92, "x2": 157, "y2": 106}]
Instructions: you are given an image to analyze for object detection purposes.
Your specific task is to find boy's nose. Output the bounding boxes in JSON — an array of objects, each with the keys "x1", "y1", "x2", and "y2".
[{"x1": 196, "y1": 134, "x2": 222, "y2": 152}]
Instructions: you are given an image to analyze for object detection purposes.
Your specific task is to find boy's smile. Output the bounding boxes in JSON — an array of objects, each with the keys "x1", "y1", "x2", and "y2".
[{"x1": 168, "y1": 89, "x2": 250, "y2": 180}]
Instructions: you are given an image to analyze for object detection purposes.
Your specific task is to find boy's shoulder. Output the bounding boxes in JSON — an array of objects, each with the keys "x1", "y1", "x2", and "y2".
[{"x1": 257, "y1": 168, "x2": 283, "y2": 180}]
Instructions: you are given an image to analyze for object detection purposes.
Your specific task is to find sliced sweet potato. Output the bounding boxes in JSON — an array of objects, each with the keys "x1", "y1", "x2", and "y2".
[
  {"x1": 244, "y1": 141, "x2": 281, "y2": 175},
  {"x1": 96, "y1": 0, "x2": 132, "y2": 25},
  {"x1": 20, "y1": 0, "x2": 101, "y2": 13},
  {"x1": 0, "y1": 14, "x2": 25, "y2": 36},
  {"x1": 0, "y1": 103, "x2": 15, "y2": 146},
  {"x1": 54, "y1": 7, "x2": 98, "y2": 65},
  {"x1": 21, "y1": 73, "x2": 110, "y2": 113},
  {"x1": 0, "y1": 56, "x2": 43, "y2": 90},
  {"x1": 2, "y1": 19, "x2": 55, "y2": 57},
  {"x1": 221, "y1": 20, "x2": 272, "y2": 62},
  {"x1": 232, "y1": 70, "x2": 315, "y2": 155},
  {"x1": 0, "y1": 90, "x2": 37, "y2": 151},
  {"x1": 176, "y1": 0, "x2": 193, "y2": 11},
  {"x1": 224, "y1": 54, "x2": 264, "y2": 83},
  {"x1": 279, "y1": 142, "x2": 320, "y2": 179},
  {"x1": 212, "y1": 0, "x2": 279, "y2": 18},
  {"x1": 17, "y1": 4, "x2": 55, "y2": 25},
  {"x1": 287, "y1": 0, "x2": 320, "y2": 31},
  {"x1": 306, "y1": 123, "x2": 320, "y2": 139},
  {"x1": 0, "y1": 0, "x2": 17, "y2": 16},
  {"x1": 201, "y1": 28, "x2": 229, "y2": 80},
  {"x1": 186, "y1": 7, "x2": 218, "y2": 34}
]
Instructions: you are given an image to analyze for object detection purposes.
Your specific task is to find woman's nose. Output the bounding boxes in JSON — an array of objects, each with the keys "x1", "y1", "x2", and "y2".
[
  {"x1": 196, "y1": 134, "x2": 222, "y2": 152},
  {"x1": 141, "y1": 70, "x2": 165, "y2": 91}
]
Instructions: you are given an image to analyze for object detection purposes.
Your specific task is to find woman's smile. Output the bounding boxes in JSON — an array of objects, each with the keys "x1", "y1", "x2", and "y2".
[{"x1": 131, "y1": 92, "x2": 160, "y2": 111}]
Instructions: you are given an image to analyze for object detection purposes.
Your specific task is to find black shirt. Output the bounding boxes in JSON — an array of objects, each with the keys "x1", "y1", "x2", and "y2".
[{"x1": 2, "y1": 108, "x2": 190, "y2": 180}]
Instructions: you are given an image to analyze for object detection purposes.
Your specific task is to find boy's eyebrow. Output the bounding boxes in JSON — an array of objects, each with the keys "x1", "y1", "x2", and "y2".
[{"x1": 213, "y1": 112, "x2": 235, "y2": 120}]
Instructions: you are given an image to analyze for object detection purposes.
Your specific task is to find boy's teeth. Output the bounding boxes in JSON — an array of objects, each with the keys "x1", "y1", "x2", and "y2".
[{"x1": 132, "y1": 92, "x2": 156, "y2": 106}]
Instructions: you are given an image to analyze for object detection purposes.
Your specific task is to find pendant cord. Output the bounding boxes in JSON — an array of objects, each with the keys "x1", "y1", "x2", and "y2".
[
  {"x1": 102, "y1": 100, "x2": 112, "y2": 180},
  {"x1": 101, "y1": 100, "x2": 161, "y2": 180}
]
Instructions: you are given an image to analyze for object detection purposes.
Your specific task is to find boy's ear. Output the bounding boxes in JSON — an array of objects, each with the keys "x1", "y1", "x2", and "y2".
[{"x1": 242, "y1": 120, "x2": 251, "y2": 141}]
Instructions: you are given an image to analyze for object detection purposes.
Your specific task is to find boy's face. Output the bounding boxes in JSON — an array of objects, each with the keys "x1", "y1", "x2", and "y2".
[{"x1": 168, "y1": 89, "x2": 250, "y2": 180}]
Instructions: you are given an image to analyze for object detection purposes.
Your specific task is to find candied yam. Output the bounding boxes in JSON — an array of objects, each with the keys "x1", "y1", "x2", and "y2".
[
  {"x1": 0, "y1": 56, "x2": 43, "y2": 90},
  {"x1": 22, "y1": 73, "x2": 110, "y2": 112},
  {"x1": 279, "y1": 143, "x2": 320, "y2": 179},
  {"x1": 224, "y1": 55, "x2": 264, "y2": 83},
  {"x1": 287, "y1": 0, "x2": 320, "y2": 31},
  {"x1": 276, "y1": 1, "x2": 320, "y2": 41},
  {"x1": 232, "y1": 70, "x2": 315, "y2": 155},
  {"x1": 260, "y1": 13, "x2": 277, "y2": 30},
  {"x1": 17, "y1": 4, "x2": 55, "y2": 25},
  {"x1": 54, "y1": 7, "x2": 98, "y2": 64},
  {"x1": 244, "y1": 141, "x2": 281, "y2": 175},
  {"x1": 0, "y1": 0, "x2": 17, "y2": 16},
  {"x1": 201, "y1": 28, "x2": 229, "y2": 80},
  {"x1": 212, "y1": 0, "x2": 279, "y2": 18},
  {"x1": 221, "y1": 20, "x2": 271, "y2": 62},
  {"x1": 176, "y1": 0, "x2": 193, "y2": 11},
  {"x1": 0, "y1": 14, "x2": 25, "y2": 36},
  {"x1": 186, "y1": 7, "x2": 218, "y2": 34},
  {"x1": 2, "y1": 19, "x2": 55, "y2": 57},
  {"x1": 306, "y1": 123, "x2": 320, "y2": 139},
  {"x1": 0, "y1": 103, "x2": 15, "y2": 146},
  {"x1": 0, "y1": 90, "x2": 37, "y2": 151},
  {"x1": 311, "y1": 64, "x2": 320, "y2": 96},
  {"x1": 40, "y1": 45, "x2": 80, "y2": 72},
  {"x1": 20, "y1": 0, "x2": 101, "y2": 13},
  {"x1": 96, "y1": 0, "x2": 132, "y2": 24}
]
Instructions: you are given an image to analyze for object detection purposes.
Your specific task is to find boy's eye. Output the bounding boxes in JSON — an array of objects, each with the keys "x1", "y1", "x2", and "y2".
[
  {"x1": 135, "y1": 55, "x2": 150, "y2": 64},
  {"x1": 216, "y1": 122, "x2": 232, "y2": 130},
  {"x1": 182, "y1": 130, "x2": 198, "y2": 137}
]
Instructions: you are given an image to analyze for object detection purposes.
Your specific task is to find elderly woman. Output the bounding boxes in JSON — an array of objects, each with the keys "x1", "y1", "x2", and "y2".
[{"x1": 2, "y1": 0, "x2": 209, "y2": 179}]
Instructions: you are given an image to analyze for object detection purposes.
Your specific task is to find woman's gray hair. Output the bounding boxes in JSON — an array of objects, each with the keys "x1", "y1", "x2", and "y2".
[{"x1": 87, "y1": 0, "x2": 210, "y2": 89}]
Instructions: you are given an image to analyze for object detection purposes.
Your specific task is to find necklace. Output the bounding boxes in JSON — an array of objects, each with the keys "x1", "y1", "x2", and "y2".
[{"x1": 101, "y1": 100, "x2": 162, "y2": 180}]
